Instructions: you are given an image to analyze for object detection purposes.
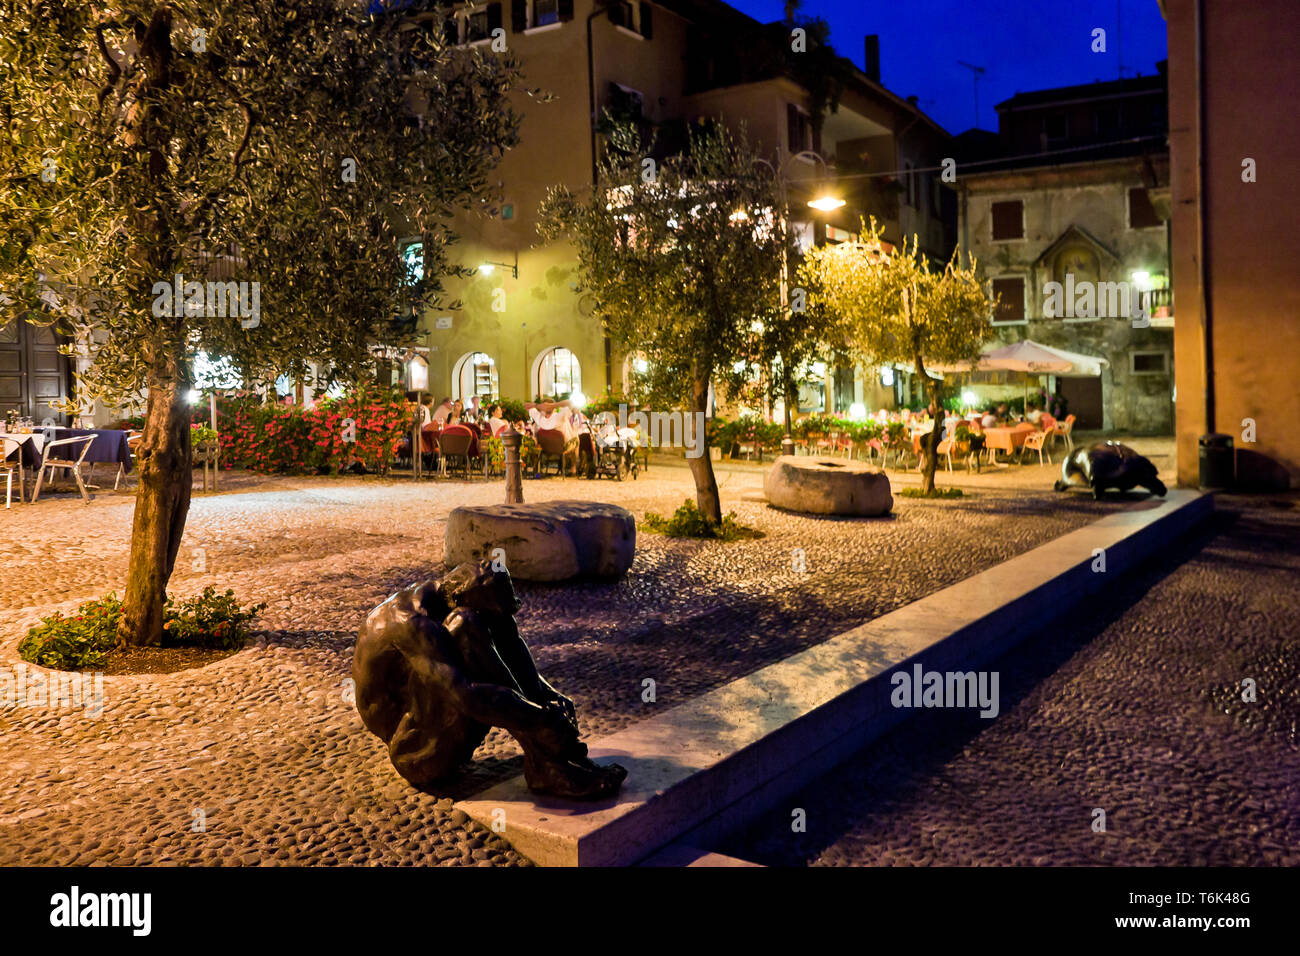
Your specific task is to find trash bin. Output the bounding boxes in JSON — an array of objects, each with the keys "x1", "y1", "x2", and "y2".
[{"x1": 1198, "y1": 433, "x2": 1234, "y2": 490}]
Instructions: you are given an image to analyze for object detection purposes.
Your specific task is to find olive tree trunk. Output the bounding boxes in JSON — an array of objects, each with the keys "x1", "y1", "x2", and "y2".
[
  {"x1": 686, "y1": 364, "x2": 722, "y2": 523},
  {"x1": 117, "y1": 352, "x2": 193, "y2": 646},
  {"x1": 914, "y1": 354, "x2": 944, "y2": 495}
]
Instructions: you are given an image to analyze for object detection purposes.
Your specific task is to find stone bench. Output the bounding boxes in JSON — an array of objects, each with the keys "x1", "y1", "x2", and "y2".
[
  {"x1": 445, "y1": 500, "x2": 635, "y2": 582},
  {"x1": 764, "y1": 455, "x2": 893, "y2": 516}
]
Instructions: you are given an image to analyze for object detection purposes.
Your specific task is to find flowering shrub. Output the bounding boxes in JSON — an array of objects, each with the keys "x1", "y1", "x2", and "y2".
[
  {"x1": 19, "y1": 588, "x2": 266, "y2": 670},
  {"x1": 193, "y1": 385, "x2": 414, "y2": 475}
]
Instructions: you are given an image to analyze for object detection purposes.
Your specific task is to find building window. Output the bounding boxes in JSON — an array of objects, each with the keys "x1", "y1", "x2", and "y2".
[
  {"x1": 402, "y1": 240, "x2": 424, "y2": 284},
  {"x1": 465, "y1": 5, "x2": 494, "y2": 42},
  {"x1": 1130, "y1": 351, "x2": 1168, "y2": 375},
  {"x1": 991, "y1": 277, "x2": 1026, "y2": 324},
  {"x1": 787, "y1": 104, "x2": 812, "y2": 154},
  {"x1": 991, "y1": 200, "x2": 1024, "y2": 241},
  {"x1": 1128, "y1": 187, "x2": 1162, "y2": 229},
  {"x1": 1043, "y1": 113, "x2": 1068, "y2": 145},
  {"x1": 1128, "y1": 351, "x2": 1170, "y2": 374},
  {"x1": 1095, "y1": 105, "x2": 1121, "y2": 136},
  {"x1": 513, "y1": 0, "x2": 570, "y2": 31},
  {"x1": 903, "y1": 161, "x2": 917, "y2": 208},
  {"x1": 608, "y1": 0, "x2": 634, "y2": 29},
  {"x1": 536, "y1": 347, "x2": 581, "y2": 401},
  {"x1": 533, "y1": 0, "x2": 559, "y2": 26}
]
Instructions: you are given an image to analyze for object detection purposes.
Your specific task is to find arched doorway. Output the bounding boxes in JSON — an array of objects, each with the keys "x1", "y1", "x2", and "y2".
[
  {"x1": 532, "y1": 347, "x2": 581, "y2": 402},
  {"x1": 452, "y1": 351, "x2": 500, "y2": 404}
]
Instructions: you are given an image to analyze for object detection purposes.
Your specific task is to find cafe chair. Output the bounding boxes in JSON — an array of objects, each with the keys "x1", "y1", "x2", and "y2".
[
  {"x1": 114, "y1": 431, "x2": 143, "y2": 490},
  {"x1": 535, "y1": 428, "x2": 568, "y2": 476},
  {"x1": 1019, "y1": 428, "x2": 1054, "y2": 467},
  {"x1": 2, "y1": 437, "x2": 24, "y2": 508},
  {"x1": 31, "y1": 435, "x2": 96, "y2": 503},
  {"x1": 1053, "y1": 414, "x2": 1077, "y2": 452},
  {"x1": 437, "y1": 425, "x2": 481, "y2": 479}
]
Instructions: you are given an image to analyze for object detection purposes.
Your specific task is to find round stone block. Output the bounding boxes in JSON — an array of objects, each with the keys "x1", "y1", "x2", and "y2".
[
  {"x1": 445, "y1": 500, "x2": 636, "y2": 582},
  {"x1": 763, "y1": 455, "x2": 893, "y2": 516}
]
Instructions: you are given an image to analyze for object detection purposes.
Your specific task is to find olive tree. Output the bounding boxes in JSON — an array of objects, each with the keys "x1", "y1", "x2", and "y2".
[
  {"x1": 801, "y1": 219, "x2": 992, "y2": 493},
  {"x1": 539, "y1": 121, "x2": 789, "y2": 522},
  {"x1": 0, "y1": 0, "x2": 525, "y2": 644}
]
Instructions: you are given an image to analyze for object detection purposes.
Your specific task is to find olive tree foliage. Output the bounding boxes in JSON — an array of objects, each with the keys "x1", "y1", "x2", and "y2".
[
  {"x1": 800, "y1": 219, "x2": 993, "y2": 493},
  {"x1": 538, "y1": 120, "x2": 791, "y2": 522},
  {"x1": 0, "y1": 0, "x2": 527, "y2": 645}
]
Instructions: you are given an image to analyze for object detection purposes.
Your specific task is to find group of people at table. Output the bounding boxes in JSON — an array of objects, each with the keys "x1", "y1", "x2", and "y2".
[{"x1": 402, "y1": 396, "x2": 640, "y2": 476}]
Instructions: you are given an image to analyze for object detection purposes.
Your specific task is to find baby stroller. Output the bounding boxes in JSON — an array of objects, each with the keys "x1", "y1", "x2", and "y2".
[{"x1": 591, "y1": 431, "x2": 639, "y2": 480}]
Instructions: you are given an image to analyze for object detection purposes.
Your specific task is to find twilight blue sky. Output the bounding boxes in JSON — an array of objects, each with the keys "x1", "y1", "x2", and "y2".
[{"x1": 728, "y1": 0, "x2": 1169, "y2": 134}]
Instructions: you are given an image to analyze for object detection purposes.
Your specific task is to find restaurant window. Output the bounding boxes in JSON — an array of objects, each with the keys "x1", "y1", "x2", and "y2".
[
  {"x1": 991, "y1": 277, "x2": 1026, "y2": 324},
  {"x1": 1128, "y1": 187, "x2": 1161, "y2": 229},
  {"x1": 453, "y1": 351, "x2": 500, "y2": 402},
  {"x1": 536, "y1": 347, "x2": 581, "y2": 401},
  {"x1": 991, "y1": 199, "x2": 1024, "y2": 241}
]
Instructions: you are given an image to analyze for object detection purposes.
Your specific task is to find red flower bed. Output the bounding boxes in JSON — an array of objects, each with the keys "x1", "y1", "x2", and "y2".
[{"x1": 191, "y1": 385, "x2": 415, "y2": 475}]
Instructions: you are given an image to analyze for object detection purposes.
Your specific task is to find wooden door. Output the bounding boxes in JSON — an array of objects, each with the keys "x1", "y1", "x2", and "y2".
[
  {"x1": 1059, "y1": 376, "x2": 1103, "y2": 430},
  {"x1": 0, "y1": 316, "x2": 71, "y2": 424}
]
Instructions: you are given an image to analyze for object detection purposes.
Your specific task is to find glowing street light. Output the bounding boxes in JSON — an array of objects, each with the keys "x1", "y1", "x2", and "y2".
[{"x1": 807, "y1": 194, "x2": 846, "y2": 212}]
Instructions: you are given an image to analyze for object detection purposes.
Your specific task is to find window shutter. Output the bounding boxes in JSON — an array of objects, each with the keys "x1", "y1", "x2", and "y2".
[
  {"x1": 991, "y1": 200, "x2": 1024, "y2": 241},
  {"x1": 786, "y1": 103, "x2": 799, "y2": 152},
  {"x1": 1128, "y1": 187, "x2": 1160, "y2": 229},
  {"x1": 443, "y1": 16, "x2": 459, "y2": 46},
  {"x1": 558, "y1": 0, "x2": 574, "y2": 22},
  {"x1": 488, "y1": 3, "x2": 503, "y2": 33},
  {"x1": 511, "y1": 0, "x2": 527, "y2": 33},
  {"x1": 640, "y1": 2, "x2": 653, "y2": 38},
  {"x1": 811, "y1": 121, "x2": 821, "y2": 155}
]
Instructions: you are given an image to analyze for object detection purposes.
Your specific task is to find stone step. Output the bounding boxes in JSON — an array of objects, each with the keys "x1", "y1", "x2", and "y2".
[{"x1": 457, "y1": 489, "x2": 1213, "y2": 866}]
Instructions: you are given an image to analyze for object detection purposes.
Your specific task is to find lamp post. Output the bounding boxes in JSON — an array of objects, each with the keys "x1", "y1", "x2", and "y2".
[{"x1": 752, "y1": 150, "x2": 845, "y2": 457}]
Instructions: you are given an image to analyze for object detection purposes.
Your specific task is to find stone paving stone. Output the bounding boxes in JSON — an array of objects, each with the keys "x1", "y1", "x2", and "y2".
[
  {"x1": 723, "y1": 494, "x2": 1300, "y2": 867},
  {"x1": 0, "y1": 464, "x2": 1118, "y2": 865}
]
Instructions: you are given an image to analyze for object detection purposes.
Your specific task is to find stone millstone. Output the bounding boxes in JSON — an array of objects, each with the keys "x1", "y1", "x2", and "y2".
[
  {"x1": 764, "y1": 455, "x2": 893, "y2": 516},
  {"x1": 445, "y1": 500, "x2": 636, "y2": 582}
]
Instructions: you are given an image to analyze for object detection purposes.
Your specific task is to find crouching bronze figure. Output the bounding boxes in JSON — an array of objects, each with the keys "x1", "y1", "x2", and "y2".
[{"x1": 353, "y1": 561, "x2": 627, "y2": 800}]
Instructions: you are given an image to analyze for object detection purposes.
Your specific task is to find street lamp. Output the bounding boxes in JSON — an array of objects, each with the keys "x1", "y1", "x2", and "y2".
[
  {"x1": 752, "y1": 150, "x2": 844, "y2": 455},
  {"x1": 478, "y1": 252, "x2": 519, "y2": 279}
]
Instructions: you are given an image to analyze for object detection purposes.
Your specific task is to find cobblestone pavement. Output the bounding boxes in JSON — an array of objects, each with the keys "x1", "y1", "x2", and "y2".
[
  {"x1": 723, "y1": 494, "x2": 1300, "y2": 867},
  {"x1": 0, "y1": 463, "x2": 1123, "y2": 865}
]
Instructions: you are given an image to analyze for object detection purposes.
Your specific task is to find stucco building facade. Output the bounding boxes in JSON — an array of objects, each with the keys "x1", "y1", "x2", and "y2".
[{"x1": 956, "y1": 70, "x2": 1174, "y2": 433}]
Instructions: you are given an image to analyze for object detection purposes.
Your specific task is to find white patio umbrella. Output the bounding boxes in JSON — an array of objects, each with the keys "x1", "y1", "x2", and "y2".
[{"x1": 928, "y1": 339, "x2": 1107, "y2": 411}]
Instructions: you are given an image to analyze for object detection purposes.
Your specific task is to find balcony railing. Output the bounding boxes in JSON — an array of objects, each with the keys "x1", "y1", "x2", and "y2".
[{"x1": 1147, "y1": 287, "x2": 1173, "y2": 317}]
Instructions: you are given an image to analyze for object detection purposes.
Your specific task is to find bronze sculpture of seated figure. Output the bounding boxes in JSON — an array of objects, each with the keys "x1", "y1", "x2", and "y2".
[{"x1": 353, "y1": 560, "x2": 627, "y2": 800}]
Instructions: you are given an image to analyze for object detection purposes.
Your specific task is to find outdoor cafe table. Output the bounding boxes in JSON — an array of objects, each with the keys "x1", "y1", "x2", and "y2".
[
  {"x1": 2, "y1": 427, "x2": 134, "y2": 473},
  {"x1": 981, "y1": 424, "x2": 1038, "y2": 464}
]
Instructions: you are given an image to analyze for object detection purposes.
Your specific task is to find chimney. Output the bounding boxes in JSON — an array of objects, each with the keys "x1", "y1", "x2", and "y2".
[{"x1": 864, "y1": 35, "x2": 880, "y2": 83}]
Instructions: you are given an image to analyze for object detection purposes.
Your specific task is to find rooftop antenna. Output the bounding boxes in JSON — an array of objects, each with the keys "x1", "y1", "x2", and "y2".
[
  {"x1": 957, "y1": 60, "x2": 986, "y2": 129},
  {"x1": 1117, "y1": 0, "x2": 1127, "y2": 79}
]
